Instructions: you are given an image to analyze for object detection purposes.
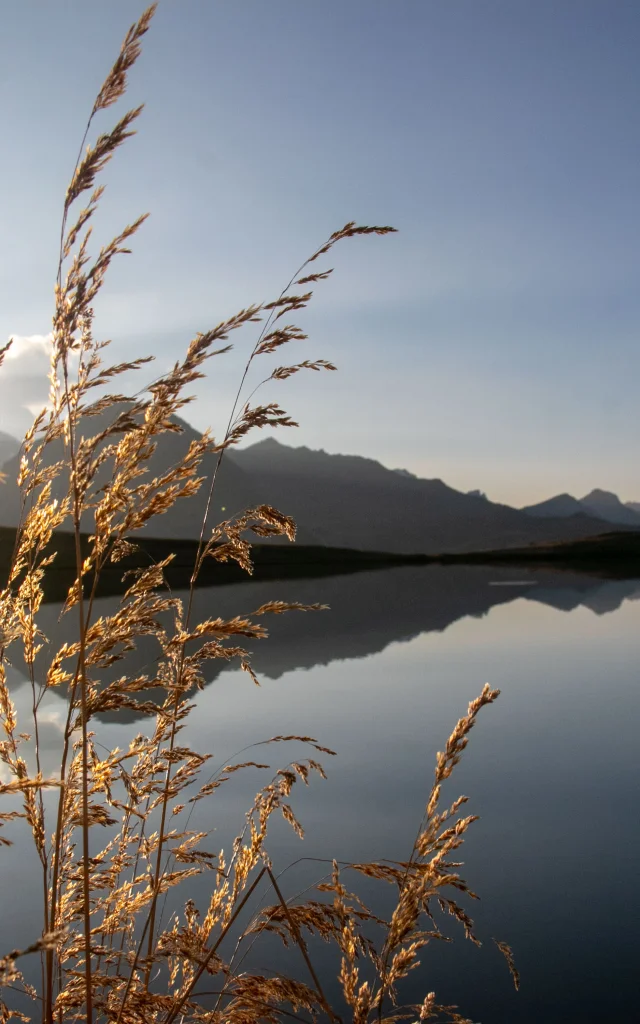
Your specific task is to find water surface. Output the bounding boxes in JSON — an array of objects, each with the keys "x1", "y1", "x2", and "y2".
[{"x1": 2, "y1": 565, "x2": 638, "y2": 1022}]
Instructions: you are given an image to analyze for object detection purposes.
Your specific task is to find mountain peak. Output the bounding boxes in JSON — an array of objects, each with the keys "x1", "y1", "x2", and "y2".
[
  {"x1": 522, "y1": 493, "x2": 585, "y2": 519},
  {"x1": 245, "y1": 436, "x2": 284, "y2": 449},
  {"x1": 579, "y1": 489, "x2": 640, "y2": 526},
  {"x1": 581, "y1": 488, "x2": 620, "y2": 504},
  {"x1": 0, "y1": 418, "x2": 629, "y2": 554}
]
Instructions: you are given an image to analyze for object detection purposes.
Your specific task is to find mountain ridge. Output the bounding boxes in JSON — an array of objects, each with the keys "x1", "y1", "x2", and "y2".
[
  {"x1": 0, "y1": 418, "x2": 634, "y2": 555},
  {"x1": 524, "y1": 487, "x2": 640, "y2": 527},
  {"x1": 222, "y1": 438, "x2": 630, "y2": 553}
]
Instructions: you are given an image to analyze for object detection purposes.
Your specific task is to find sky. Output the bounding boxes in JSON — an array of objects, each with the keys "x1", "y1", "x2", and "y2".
[{"x1": 1, "y1": 0, "x2": 639, "y2": 507}]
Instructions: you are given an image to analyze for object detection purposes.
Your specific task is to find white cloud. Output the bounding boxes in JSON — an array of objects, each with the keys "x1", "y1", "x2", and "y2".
[
  {"x1": 0, "y1": 333, "x2": 54, "y2": 437},
  {"x1": 4, "y1": 333, "x2": 53, "y2": 363}
]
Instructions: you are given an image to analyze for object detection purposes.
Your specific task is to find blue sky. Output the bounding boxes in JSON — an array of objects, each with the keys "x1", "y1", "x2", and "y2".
[{"x1": 1, "y1": 0, "x2": 639, "y2": 505}]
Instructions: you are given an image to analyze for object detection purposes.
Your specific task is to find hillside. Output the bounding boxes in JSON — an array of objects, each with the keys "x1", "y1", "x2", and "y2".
[
  {"x1": 0, "y1": 414, "x2": 625, "y2": 555},
  {"x1": 227, "y1": 438, "x2": 619, "y2": 554},
  {"x1": 0, "y1": 409, "x2": 321, "y2": 542},
  {"x1": 435, "y1": 530, "x2": 640, "y2": 578}
]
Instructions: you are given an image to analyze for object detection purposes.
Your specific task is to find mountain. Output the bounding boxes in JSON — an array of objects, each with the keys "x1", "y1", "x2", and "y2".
[
  {"x1": 0, "y1": 406, "x2": 270, "y2": 540},
  {"x1": 524, "y1": 489, "x2": 640, "y2": 528},
  {"x1": 522, "y1": 493, "x2": 586, "y2": 518},
  {"x1": 0, "y1": 431, "x2": 19, "y2": 467},
  {"x1": 226, "y1": 438, "x2": 621, "y2": 554},
  {"x1": 0, "y1": 417, "x2": 627, "y2": 555},
  {"x1": 0, "y1": 414, "x2": 331, "y2": 544},
  {"x1": 580, "y1": 489, "x2": 640, "y2": 526},
  {"x1": 626, "y1": 502, "x2": 640, "y2": 515}
]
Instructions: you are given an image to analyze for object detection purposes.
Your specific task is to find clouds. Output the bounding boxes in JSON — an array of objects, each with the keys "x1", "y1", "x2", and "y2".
[
  {"x1": 0, "y1": 665, "x2": 70, "y2": 783},
  {"x1": 0, "y1": 333, "x2": 54, "y2": 438},
  {"x1": 2, "y1": 4, "x2": 640, "y2": 503},
  {"x1": 4, "y1": 333, "x2": 53, "y2": 363}
]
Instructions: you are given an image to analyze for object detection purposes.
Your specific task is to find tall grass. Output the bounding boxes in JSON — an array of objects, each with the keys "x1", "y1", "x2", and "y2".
[{"x1": 0, "y1": 7, "x2": 515, "y2": 1023}]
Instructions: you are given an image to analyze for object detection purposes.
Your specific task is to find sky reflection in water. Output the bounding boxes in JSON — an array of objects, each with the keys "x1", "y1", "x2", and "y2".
[{"x1": 2, "y1": 565, "x2": 638, "y2": 1023}]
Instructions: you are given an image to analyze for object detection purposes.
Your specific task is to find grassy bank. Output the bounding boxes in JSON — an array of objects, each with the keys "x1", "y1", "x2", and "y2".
[
  {"x1": 433, "y1": 530, "x2": 640, "y2": 577},
  {"x1": 3, "y1": 525, "x2": 637, "y2": 603}
]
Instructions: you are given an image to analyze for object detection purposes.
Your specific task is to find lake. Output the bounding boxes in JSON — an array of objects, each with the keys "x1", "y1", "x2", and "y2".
[{"x1": 2, "y1": 563, "x2": 638, "y2": 1023}]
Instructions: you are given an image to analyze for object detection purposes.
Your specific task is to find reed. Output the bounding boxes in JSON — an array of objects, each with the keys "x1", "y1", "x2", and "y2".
[{"x1": 0, "y1": 7, "x2": 515, "y2": 1023}]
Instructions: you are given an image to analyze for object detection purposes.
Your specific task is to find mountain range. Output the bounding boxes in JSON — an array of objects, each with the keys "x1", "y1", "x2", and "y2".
[
  {"x1": 0, "y1": 414, "x2": 637, "y2": 555},
  {"x1": 522, "y1": 489, "x2": 640, "y2": 526}
]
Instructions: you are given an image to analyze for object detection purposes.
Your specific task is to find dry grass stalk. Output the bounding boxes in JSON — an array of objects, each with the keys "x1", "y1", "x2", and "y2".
[{"x1": 0, "y1": 6, "x2": 514, "y2": 1024}]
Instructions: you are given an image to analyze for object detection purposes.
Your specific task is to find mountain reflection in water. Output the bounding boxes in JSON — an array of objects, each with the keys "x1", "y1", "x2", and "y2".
[
  {"x1": 3, "y1": 564, "x2": 639, "y2": 1024},
  {"x1": 12, "y1": 564, "x2": 640, "y2": 721}
]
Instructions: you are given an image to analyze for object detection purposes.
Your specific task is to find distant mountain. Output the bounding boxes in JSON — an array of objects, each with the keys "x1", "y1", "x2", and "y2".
[
  {"x1": 580, "y1": 489, "x2": 640, "y2": 526},
  {"x1": 0, "y1": 431, "x2": 19, "y2": 467},
  {"x1": 626, "y1": 501, "x2": 640, "y2": 515},
  {"x1": 525, "y1": 489, "x2": 640, "y2": 527},
  {"x1": 226, "y1": 438, "x2": 620, "y2": 554},
  {"x1": 522, "y1": 493, "x2": 586, "y2": 519},
  {"x1": 0, "y1": 416, "x2": 627, "y2": 555}
]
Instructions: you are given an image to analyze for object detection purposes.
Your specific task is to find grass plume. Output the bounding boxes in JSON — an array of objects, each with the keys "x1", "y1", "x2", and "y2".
[{"x1": 0, "y1": 7, "x2": 512, "y2": 1023}]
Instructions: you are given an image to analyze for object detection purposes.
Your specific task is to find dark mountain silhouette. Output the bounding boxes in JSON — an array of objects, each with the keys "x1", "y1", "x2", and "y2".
[
  {"x1": 0, "y1": 410, "x2": 328, "y2": 543},
  {"x1": 0, "y1": 412, "x2": 625, "y2": 554},
  {"x1": 525, "y1": 489, "x2": 640, "y2": 527},
  {"x1": 0, "y1": 408, "x2": 282, "y2": 538},
  {"x1": 227, "y1": 438, "x2": 621, "y2": 554}
]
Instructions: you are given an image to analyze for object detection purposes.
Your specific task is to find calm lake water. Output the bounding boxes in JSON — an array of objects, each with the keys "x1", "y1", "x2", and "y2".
[{"x1": 2, "y1": 564, "x2": 639, "y2": 1023}]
